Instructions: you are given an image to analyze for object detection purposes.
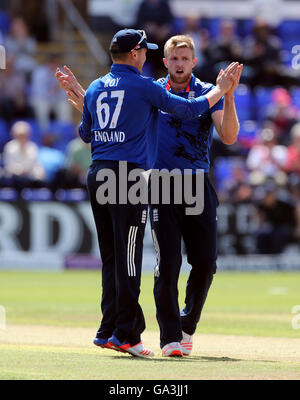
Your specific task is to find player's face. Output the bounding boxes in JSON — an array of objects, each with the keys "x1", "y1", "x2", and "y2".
[{"x1": 164, "y1": 47, "x2": 197, "y2": 84}]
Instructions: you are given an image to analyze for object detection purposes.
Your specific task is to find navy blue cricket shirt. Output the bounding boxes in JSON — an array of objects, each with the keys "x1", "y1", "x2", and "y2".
[
  {"x1": 79, "y1": 64, "x2": 212, "y2": 169},
  {"x1": 150, "y1": 74, "x2": 224, "y2": 173}
]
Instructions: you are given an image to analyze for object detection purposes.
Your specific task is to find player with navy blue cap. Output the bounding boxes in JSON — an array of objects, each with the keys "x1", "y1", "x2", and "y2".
[{"x1": 56, "y1": 28, "x2": 239, "y2": 358}]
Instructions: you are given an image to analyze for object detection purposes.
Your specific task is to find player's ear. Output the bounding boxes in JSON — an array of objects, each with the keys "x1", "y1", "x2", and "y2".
[
  {"x1": 192, "y1": 58, "x2": 197, "y2": 68},
  {"x1": 163, "y1": 58, "x2": 168, "y2": 68},
  {"x1": 129, "y1": 50, "x2": 137, "y2": 61}
]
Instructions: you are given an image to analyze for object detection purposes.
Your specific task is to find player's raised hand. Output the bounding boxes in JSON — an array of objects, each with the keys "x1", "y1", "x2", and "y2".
[
  {"x1": 216, "y1": 62, "x2": 239, "y2": 94},
  {"x1": 55, "y1": 65, "x2": 85, "y2": 113},
  {"x1": 66, "y1": 88, "x2": 84, "y2": 113},
  {"x1": 225, "y1": 63, "x2": 243, "y2": 97},
  {"x1": 55, "y1": 65, "x2": 85, "y2": 96}
]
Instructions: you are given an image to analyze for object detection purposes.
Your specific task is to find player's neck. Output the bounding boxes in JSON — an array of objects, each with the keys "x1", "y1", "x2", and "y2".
[{"x1": 169, "y1": 75, "x2": 192, "y2": 93}]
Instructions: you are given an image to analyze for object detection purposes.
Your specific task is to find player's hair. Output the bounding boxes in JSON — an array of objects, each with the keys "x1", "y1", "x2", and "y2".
[
  {"x1": 164, "y1": 35, "x2": 195, "y2": 58},
  {"x1": 109, "y1": 42, "x2": 131, "y2": 62}
]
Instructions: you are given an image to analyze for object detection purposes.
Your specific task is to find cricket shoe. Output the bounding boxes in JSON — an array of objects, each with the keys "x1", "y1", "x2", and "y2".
[
  {"x1": 93, "y1": 337, "x2": 123, "y2": 352},
  {"x1": 108, "y1": 335, "x2": 154, "y2": 358},
  {"x1": 162, "y1": 342, "x2": 183, "y2": 357},
  {"x1": 180, "y1": 331, "x2": 193, "y2": 356}
]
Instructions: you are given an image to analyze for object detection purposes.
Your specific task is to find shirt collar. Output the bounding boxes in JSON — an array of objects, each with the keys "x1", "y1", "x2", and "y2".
[
  {"x1": 111, "y1": 64, "x2": 140, "y2": 75},
  {"x1": 164, "y1": 74, "x2": 196, "y2": 93}
]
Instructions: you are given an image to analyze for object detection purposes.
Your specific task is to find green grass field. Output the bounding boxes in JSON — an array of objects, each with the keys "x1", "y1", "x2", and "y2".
[{"x1": 1, "y1": 270, "x2": 300, "y2": 380}]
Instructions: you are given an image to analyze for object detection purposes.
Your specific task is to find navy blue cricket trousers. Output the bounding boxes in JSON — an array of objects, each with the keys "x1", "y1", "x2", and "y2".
[
  {"x1": 149, "y1": 173, "x2": 219, "y2": 348},
  {"x1": 87, "y1": 160, "x2": 148, "y2": 346}
]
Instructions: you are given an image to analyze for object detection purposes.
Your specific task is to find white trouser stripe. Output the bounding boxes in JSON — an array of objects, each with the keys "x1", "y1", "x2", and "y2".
[
  {"x1": 130, "y1": 226, "x2": 138, "y2": 276},
  {"x1": 127, "y1": 227, "x2": 134, "y2": 276},
  {"x1": 127, "y1": 226, "x2": 138, "y2": 276},
  {"x1": 151, "y1": 229, "x2": 160, "y2": 275}
]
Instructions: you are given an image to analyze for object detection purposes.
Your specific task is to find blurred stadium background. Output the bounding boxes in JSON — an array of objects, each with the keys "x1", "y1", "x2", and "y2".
[{"x1": 0, "y1": 0, "x2": 300, "y2": 272}]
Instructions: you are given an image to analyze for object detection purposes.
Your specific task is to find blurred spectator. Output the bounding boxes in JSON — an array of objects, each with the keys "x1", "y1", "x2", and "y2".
[
  {"x1": 226, "y1": 160, "x2": 253, "y2": 203},
  {"x1": 110, "y1": 0, "x2": 143, "y2": 30},
  {"x1": 243, "y1": 19, "x2": 300, "y2": 88},
  {"x1": 284, "y1": 123, "x2": 300, "y2": 177},
  {"x1": 255, "y1": 182, "x2": 296, "y2": 254},
  {"x1": 38, "y1": 134, "x2": 65, "y2": 189},
  {"x1": 246, "y1": 127, "x2": 287, "y2": 185},
  {"x1": 3, "y1": 121, "x2": 45, "y2": 190},
  {"x1": 0, "y1": 56, "x2": 34, "y2": 122},
  {"x1": 4, "y1": 16, "x2": 36, "y2": 81},
  {"x1": 182, "y1": 15, "x2": 210, "y2": 66},
  {"x1": 265, "y1": 88, "x2": 299, "y2": 145},
  {"x1": 135, "y1": 0, "x2": 174, "y2": 77},
  {"x1": 56, "y1": 136, "x2": 91, "y2": 189},
  {"x1": 29, "y1": 53, "x2": 72, "y2": 130},
  {"x1": 18, "y1": 0, "x2": 50, "y2": 42},
  {"x1": 182, "y1": 15, "x2": 213, "y2": 83},
  {"x1": 209, "y1": 20, "x2": 243, "y2": 82},
  {"x1": 290, "y1": 179, "x2": 300, "y2": 241},
  {"x1": 252, "y1": 0, "x2": 284, "y2": 30}
]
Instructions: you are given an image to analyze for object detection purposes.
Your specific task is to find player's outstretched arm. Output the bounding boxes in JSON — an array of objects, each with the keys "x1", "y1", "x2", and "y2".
[{"x1": 55, "y1": 66, "x2": 85, "y2": 113}]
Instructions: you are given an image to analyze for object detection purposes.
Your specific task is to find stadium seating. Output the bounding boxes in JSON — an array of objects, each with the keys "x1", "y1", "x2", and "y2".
[
  {"x1": 47, "y1": 121, "x2": 77, "y2": 152},
  {"x1": 20, "y1": 188, "x2": 53, "y2": 201},
  {"x1": 253, "y1": 87, "x2": 275, "y2": 121},
  {"x1": 234, "y1": 84, "x2": 255, "y2": 122},
  {"x1": 291, "y1": 87, "x2": 300, "y2": 109},
  {"x1": 0, "y1": 119, "x2": 9, "y2": 152},
  {"x1": 238, "y1": 120, "x2": 259, "y2": 148},
  {"x1": 55, "y1": 188, "x2": 88, "y2": 202},
  {"x1": 213, "y1": 156, "x2": 238, "y2": 191},
  {"x1": 278, "y1": 20, "x2": 300, "y2": 40},
  {"x1": 0, "y1": 188, "x2": 18, "y2": 201},
  {"x1": 0, "y1": 11, "x2": 10, "y2": 35}
]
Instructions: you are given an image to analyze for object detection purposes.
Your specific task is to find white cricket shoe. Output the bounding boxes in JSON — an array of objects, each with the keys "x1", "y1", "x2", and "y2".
[
  {"x1": 108, "y1": 335, "x2": 154, "y2": 358},
  {"x1": 122, "y1": 342, "x2": 154, "y2": 358},
  {"x1": 162, "y1": 342, "x2": 183, "y2": 357},
  {"x1": 180, "y1": 331, "x2": 193, "y2": 356}
]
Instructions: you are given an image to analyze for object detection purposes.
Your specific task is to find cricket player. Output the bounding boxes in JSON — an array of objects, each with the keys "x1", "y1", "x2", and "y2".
[
  {"x1": 56, "y1": 30, "x2": 241, "y2": 357},
  {"x1": 148, "y1": 36, "x2": 241, "y2": 356}
]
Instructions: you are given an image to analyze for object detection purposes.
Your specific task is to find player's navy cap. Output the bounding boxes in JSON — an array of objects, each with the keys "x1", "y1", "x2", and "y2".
[{"x1": 110, "y1": 29, "x2": 158, "y2": 53}]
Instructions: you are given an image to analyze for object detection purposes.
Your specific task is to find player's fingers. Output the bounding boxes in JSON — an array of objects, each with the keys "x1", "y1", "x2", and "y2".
[
  {"x1": 60, "y1": 80, "x2": 71, "y2": 90},
  {"x1": 232, "y1": 65, "x2": 243, "y2": 85},
  {"x1": 67, "y1": 99, "x2": 78, "y2": 108},
  {"x1": 224, "y1": 62, "x2": 236, "y2": 72},
  {"x1": 67, "y1": 90, "x2": 79, "y2": 102},
  {"x1": 237, "y1": 64, "x2": 243, "y2": 80},
  {"x1": 55, "y1": 71, "x2": 65, "y2": 81},
  {"x1": 64, "y1": 65, "x2": 76, "y2": 79},
  {"x1": 225, "y1": 62, "x2": 235, "y2": 69},
  {"x1": 68, "y1": 98, "x2": 82, "y2": 112},
  {"x1": 216, "y1": 69, "x2": 224, "y2": 79},
  {"x1": 230, "y1": 73, "x2": 236, "y2": 82},
  {"x1": 56, "y1": 68, "x2": 68, "y2": 79},
  {"x1": 226, "y1": 62, "x2": 239, "y2": 74}
]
